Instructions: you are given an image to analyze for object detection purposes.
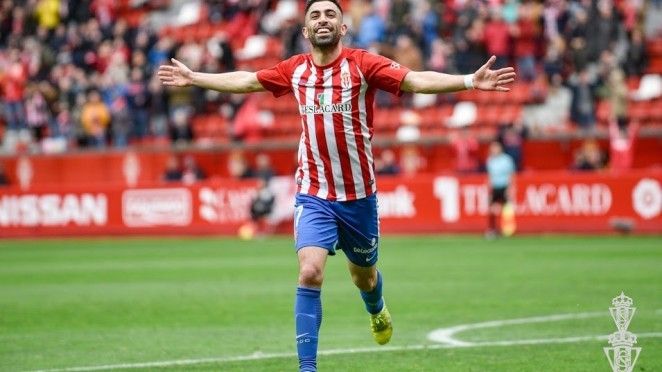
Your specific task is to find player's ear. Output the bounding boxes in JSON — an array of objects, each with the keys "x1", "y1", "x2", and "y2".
[
  {"x1": 340, "y1": 23, "x2": 347, "y2": 36},
  {"x1": 302, "y1": 26, "x2": 310, "y2": 40}
]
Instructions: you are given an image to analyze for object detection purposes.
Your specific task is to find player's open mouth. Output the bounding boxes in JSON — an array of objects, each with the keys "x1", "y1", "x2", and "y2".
[{"x1": 316, "y1": 28, "x2": 332, "y2": 35}]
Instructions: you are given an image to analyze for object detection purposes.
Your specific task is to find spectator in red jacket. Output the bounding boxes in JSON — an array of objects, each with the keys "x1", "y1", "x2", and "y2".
[
  {"x1": 451, "y1": 127, "x2": 480, "y2": 173},
  {"x1": 510, "y1": 3, "x2": 539, "y2": 81},
  {"x1": 484, "y1": 7, "x2": 510, "y2": 69},
  {"x1": 609, "y1": 119, "x2": 639, "y2": 172},
  {"x1": 1, "y1": 48, "x2": 28, "y2": 131}
]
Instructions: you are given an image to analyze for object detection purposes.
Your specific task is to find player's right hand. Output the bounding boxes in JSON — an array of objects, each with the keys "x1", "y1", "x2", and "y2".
[{"x1": 157, "y1": 58, "x2": 193, "y2": 87}]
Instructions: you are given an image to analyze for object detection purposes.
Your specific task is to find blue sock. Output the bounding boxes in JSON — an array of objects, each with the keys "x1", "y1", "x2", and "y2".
[
  {"x1": 360, "y1": 271, "x2": 384, "y2": 315},
  {"x1": 295, "y1": 287, "x2": 321, "y2": 372}
]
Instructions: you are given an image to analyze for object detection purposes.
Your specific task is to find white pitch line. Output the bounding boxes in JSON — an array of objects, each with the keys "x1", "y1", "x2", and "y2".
[
  {"x1": 427, "y1": 311, "x2": 606, "y2": 346},
  {"x1": 29, "y1": 333, "x2": 662, "y2": 372},
  {"x1": 28, "y1": 311, "x2": 662, "y2": 372}
]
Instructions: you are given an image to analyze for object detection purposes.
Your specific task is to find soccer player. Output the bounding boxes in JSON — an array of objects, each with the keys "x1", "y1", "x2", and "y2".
[
  {"x1": 485, "y1": 141, "x2": 516, "y2": 238},
  {"x1": 158, "y1": 1, "x2": 515, "y2": 370}
]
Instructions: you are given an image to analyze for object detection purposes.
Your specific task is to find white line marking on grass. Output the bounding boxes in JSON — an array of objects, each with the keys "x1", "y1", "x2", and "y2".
[
  {"x1": 427, "y1": 311, "x2": 605, "y2": 346},
  {"x1": 29, "y1": 333, "x2": 662, "y2": 372},
  {"x1": 29, "y1": 312, "x2": 662, "y2": 372}
]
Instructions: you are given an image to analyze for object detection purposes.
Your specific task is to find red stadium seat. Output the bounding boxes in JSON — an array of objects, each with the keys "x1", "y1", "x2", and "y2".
[
  {"x1": 647, "y1": 39, "x2": 662, "y2": 57},
  {"x1": 647, "y1": 57, "x2": 662, "y2": 74},
  {"x1": 629, "y1": 101, "x2": 649, "y2": 122},
  {"x1": 510, "y1": 83, "x2": 531, "y2": 104}
]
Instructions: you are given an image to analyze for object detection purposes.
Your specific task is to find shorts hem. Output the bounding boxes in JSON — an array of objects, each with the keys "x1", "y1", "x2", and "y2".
[{"x1": 295, "y1": 243, "x2": 337, "y2": 255}]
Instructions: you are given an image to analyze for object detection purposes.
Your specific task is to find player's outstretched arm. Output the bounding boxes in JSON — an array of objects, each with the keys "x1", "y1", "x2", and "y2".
[
  {"x1": 401, "y1": 56, "x2": 516, "y2": 94},
  {"x1": 157, "y1": 58, "x2": 266, "y2": 93}
]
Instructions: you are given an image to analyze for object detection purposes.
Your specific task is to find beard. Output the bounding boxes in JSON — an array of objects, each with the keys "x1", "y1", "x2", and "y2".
[{"x1": 308, "y1": 26, "x2": 342, "y2": 49}]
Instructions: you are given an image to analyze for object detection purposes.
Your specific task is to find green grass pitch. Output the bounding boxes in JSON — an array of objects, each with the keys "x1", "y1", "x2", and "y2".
[{"x1": 1, "y1": 235, "x2": 660, "y2": 371}]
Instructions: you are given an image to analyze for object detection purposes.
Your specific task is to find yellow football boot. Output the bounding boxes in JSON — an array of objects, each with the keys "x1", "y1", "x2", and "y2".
[{"x1": 370, "y1": 302, "x2": 392, "y2": 345}]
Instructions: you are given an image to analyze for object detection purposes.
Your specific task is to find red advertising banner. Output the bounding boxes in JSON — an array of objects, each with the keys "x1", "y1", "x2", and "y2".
[
  {"x1": 376, "y1": 171, "x2": 661, "y2": 233},
  {"x1": 0, "y1": 171, "x2": 660, "y2": 238}
]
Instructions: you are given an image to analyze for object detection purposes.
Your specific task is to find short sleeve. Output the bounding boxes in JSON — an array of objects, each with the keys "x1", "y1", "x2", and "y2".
[
  {"x1": 358, "y1": 51, "x2": 411, "y2": 96},
  {"x1": 256, "y1": 56, "x2": 301, "y2": 98}
]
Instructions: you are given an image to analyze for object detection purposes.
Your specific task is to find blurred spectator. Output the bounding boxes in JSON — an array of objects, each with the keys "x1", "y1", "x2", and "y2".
[
  {"x1": 420, "y1": 1, "x2": 440, "y2": 58},
  {"x1": 427, "y1": 39, "x2": 455, "y2": 73},
  {"x1": 240, "y1": 176, "x2": 277, "y2": 239},
  {"x1": 497, "y1": 120, "x2": 528, "y2": 171},
  {"x1": 109, "y1": 95, "x2": 131, "y2": 148},
  {"x1": 228, "y1": 151, "x2": 254, "y2": 179},
  {"x1": 281, "y1": 18, "x2": 306, "y2": 59},
  {"x1": 35, "y1": 0, "x2": 61, "y2": 31},
  {"x1": 392, "y1": 34, "x2": 423, "y2": 72},
  {"x1": 510, "y1": 3, "x2": 540, "y2": 82},
  {"x1": 148, "y1": 37, "x2": 174, "y2": 73},
  {"x1": 162, "y1": 154, "x2": 182, "y2": 182},
  {"x1": 484, "y1": 7, "x2": 510, "y2": 69},
  {"x1": 80, "y1": 89, "x2": 110, "y2": 148},
  {"x1": 1, "y1": 48, "x2": 28, "y2": 132},
  {"x1": 542, "y1": 37, "x2": 565, "y2": 78},
  {"x1": 400, "y1": 145, "x2": 424, "y2": 177},
  {"x1": 569, "y1": 69, "x2": 598, "y2": 131},
  {"x1": 587, "y1": 0, "x2": 621, "y2": 62},
  {"x1": 609, "y1": 119, "x2": 639, "y2": 172},
  {"x1": 355, "y1": 4, "x2": 386, "y2": 49},
  {"x1": 543, "y1": 0, "x2": 571, "y2": 42},
  {"x1": 523, "y1": 72, "x2": 571, "y2": 132},
  {"x1": 568, "y1": 35, "x2": 590, "y2": 72},
  {"x1": 598, "y1": 67, "x2": 628, "y2": 127},
  {"x1": 625, "y1": 28, "x2": 647, "y2": 77},
  {"x1": 0, "y1": 162, "x2": 9, "y2": 186},
  {"x1": 573, "y1": 139, "x2": 605, "y2": 171},
  {"x1": 91, "y1": 0, "x2": 116, "y2": 32},
  {"x1": 51, "y1": 101, "x2": 74, "y2": 141},
  {"x1": 169, "y1": 107, "x2": 193, "y2": 145},
  {"x1": 208, "y1": 32, "x2": 235, "y2": 72},
  {"x1": 450, "y1": 127, "x2": 480, "y2": 173},
  {"x1": 502, "y1": 0, "x2": 520, "y2": 23},
  {"x1": 126, "y1": 68, "x2": 151, "y2": 141},
  {"x1": 148, "y1": 75, "x2": 169, "y2": 139},
  {"x1": 24, "y1": 85, "x2": 52, "y2": 143},
  {"x1": 388, "y1": 0, "x2": 412, "y2": 38},
  {"x1": 375, "y1": 149, "x2": 401, "y2": 176},
  {"x1": 233, "y1": 94, "x2": 264, "y2": 143},
  {"x1": 455, "y1": 16, "x2": 487, "y2": 74},
  {"x1": 181, "y1": 155, "x2": 206, "y2": 185},
  {"x1": 250, "y1": 177, "x2": 275, "y2": 225},
  {"x1": 254, "y1": 153, "x2": 275, "y2": 181}
]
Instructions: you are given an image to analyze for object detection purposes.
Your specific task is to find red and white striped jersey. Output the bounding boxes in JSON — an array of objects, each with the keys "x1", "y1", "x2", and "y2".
[{"x1": 256, "y1": 47, "x2": 410, "y2": 201}]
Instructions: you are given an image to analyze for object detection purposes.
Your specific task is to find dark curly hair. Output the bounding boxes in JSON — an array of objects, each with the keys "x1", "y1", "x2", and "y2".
[{"x1": 304, "y1": 0, "x2": 343, "y2": 16}]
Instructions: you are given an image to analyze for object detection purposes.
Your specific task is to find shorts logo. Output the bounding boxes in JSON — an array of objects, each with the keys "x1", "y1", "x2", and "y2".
[
  {"x1": 352, "y1": 246, "x2": 377, "y2": 254},
  {"x1": 390, "y1": 62, "x2": 400, "y2": 69},
  {"x1": 353, "y1": 237, "x2": 379, "y2": 262}
]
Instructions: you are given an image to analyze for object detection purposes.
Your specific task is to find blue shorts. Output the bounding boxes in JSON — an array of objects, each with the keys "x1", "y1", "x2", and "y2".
[{"x1": 294, "y1": 193, "x2": 379, "y2": 267}]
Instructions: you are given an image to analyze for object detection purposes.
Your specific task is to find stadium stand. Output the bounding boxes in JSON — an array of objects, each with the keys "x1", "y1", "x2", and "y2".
[{"x1": 0, "y1": 0, "x2": 661, "y2": 175}]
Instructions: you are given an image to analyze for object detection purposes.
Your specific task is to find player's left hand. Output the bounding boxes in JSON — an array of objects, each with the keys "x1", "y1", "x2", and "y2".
[{"x1": 473, "y1": 56, "x2": 516, "y2": 92}]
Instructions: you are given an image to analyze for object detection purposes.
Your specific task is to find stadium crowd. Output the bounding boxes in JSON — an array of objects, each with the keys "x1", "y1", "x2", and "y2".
[{"x1": 0, "y1": 0, "x2": 660, "y2": 166}]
